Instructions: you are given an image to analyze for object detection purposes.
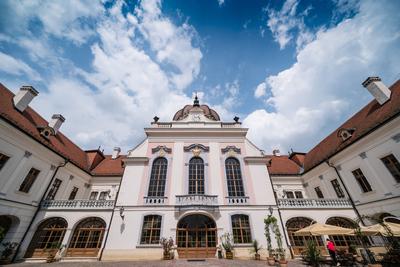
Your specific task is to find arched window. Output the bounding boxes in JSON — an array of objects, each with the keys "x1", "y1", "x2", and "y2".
[
  {"x1": 326, "y1": 217, "x2": 360, "y2": 247},
  {"x1": 231, "y1": 215, "x2": 252, "y2": 244},
  {"x1": 225, "y1": 158, "x2": 245, "y2": 197},
  {"x1": 140, "y1": 215, "x2": 162, "y2": 244},
  {"x1": 67, "y1": 217, "x2": 106, "y2": 257},
  {"x1": 286, "y1": 217, "x2": 323, "y2": 256},
  {"x1": 188, "y1": 157, "x2": 204, "y2": 194},
  {"x1": 148, "y1": 157, "x2": 168, "y2": 197},
  {"x1": 25, "y1": 217, "x2": 67, "y2": 258}
]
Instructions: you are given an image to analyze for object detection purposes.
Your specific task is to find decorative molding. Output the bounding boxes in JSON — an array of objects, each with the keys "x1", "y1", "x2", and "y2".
[
  {"x1": 151, "y1": 145, "x2": 172, "y2": 156},
  {"x1": 336, "y1": 165, "x2": 342, "y2": 171},
  {"x1": 319, "y1": 175, "x2": 324, "y2": 180},
  {"x1": 221, "y1": 145, "x2": 241, "y2": 156},
  {"x1": 391, "y1": 133, "x2": 400, "y2": 143},
  {"x1": 50, "y1": 165, "x2": 57, "y2": 171},
  {"x1": 183, "y1": 144, "x2": 209, "y2": 153},
  {"x1": 243, "y1": 156, "x2": 269, "y2": 163},
  {"x1": 384, "y1": 192, "x2": 393, "y2": 197},
  {"x1": 84, "y1": 183, "x2": 90, "y2": 188},
  {"x1": 354, "y1": 200, "x2": 360, "y2": 204},
  {"x1": 123, "y1": 157, "x2": 149, "y2": 165},
  {"x1": 69, "y1": 175, "x2": 74, "y2": 180},
  {"x1": 359, "y1": 152, "x2": 367, "y2": 159},
  {"x1": 303, "y1": 182, "x2": 309, "y2": 187},
  {"x1": 24, "y1": 151, "x2": 32, "y2": 158}
]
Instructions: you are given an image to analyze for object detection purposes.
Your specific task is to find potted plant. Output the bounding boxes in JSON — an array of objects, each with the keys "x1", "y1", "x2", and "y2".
[
  {"x1": 251, "y1": 239, "x2": 262, "y2": 260},
  {"x1": 45, "y1": 241, "x2": 61, "y2": 263},
  {"x1": 221, "y1": 233, "x2": 233, "y2": 259},
  {"x1": 304, "y1": 240, "x2": 322, "y2": 267},
  {"x1": 270, "y1": 215, "x2": 287, "y2": 267},
  {"x1": 0, "y1": 242, "x2": 18, "y2": 265},
  {"x1": 160, "y1": 237, "x2": 174, "y2": 260},
  {"x1": 264, "y1": 215, "x2": 276, "y2": 265}
]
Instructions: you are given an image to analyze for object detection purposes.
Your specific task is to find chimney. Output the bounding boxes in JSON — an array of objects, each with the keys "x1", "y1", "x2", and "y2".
[
  {"x1": 48, "y1": 114, "x2": 65, "y2": 134},
  {"x1": 362, "y1": 76, "x2": 391, "y2": 105},
  {"x1": 13, "y1": 86, "x2": 39, "y2": 112},
  {"x1": 272, "y1": 149, "x2": 281, "y2": 156},
  {"x1": 112, "y1": 147, "x2": 121, "y2": 159}
]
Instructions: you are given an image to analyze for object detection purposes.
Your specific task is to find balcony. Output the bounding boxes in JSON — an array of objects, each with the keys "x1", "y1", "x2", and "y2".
[
  {"x1": 226, "y1": 196, "x2": 249, "y2": 204},
  {"x1": 175, "y1": 194, "x2": 218, "y2": 211},
  {"x1": 41, "y1": 199, "x2": 115, "y2": 210},
  {"x1": 277, "y1": 198, "x2": 352, "y2": 209},
  {"x1": 144, "y1": 196, "x2": 167, "y2": 205}
]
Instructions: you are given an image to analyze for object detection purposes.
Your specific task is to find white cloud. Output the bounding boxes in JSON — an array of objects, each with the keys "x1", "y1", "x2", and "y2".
[
  {"x1": 1, "y1": 0, "x2": 102, "y2": 45},
  {"x1": 0, "y1": 52, "x2": 41, "y2": 81},
  {"x1": 135, "y1": 0, "x2": 202, "y2": 90},
  {"x1": 28, "y1": 0, "x2": 202, "y2": 153},
  {"x1": 245, "y1": 0, "x2": 400, "y2": 153},
  {"x1": 217, "y1": 0, "x2": 225, "y2": 7},
  {"x1": 266, "y1": 0, "x2": 314, "y2": 51},
  {"x1": 254, "y1": 82, "x2": 267, "y2": 98}
]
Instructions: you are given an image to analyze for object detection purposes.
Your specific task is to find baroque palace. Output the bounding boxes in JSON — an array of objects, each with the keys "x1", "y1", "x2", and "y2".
[{"x1": 0, "y1": 76, "x2": 399, "y2": 262}]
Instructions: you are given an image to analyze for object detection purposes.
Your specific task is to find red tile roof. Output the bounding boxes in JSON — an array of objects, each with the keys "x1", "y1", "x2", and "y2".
[
  {"x1": 303, "y1": 79, "x2": 400, "y2": 172},
  {"x1": 267, "y1": 155, "x2": 301, "y2": 175},
  {"x1": 0, "y1": 83, "x2": 124, "y2": 176},
  {"x1": 91, "y1": 155, "x2": 125, "y2": 176}
]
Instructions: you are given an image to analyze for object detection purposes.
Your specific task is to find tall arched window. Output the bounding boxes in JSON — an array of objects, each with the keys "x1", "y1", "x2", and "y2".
[
  {"x1": 231, "y1": 214, "x2": 252, "y2": 244},
  {"x1": 67, "y1": 217, "x2": 106, "y2": 257},
  {"x1": 326, "y1": 217, "x2": 360, "y2": 247},
  {"x1": 188, "y1": 157, "x2": 204, "y2": 194},
  {"x1": 286, "y1": 217, "x2": 323, "y2": 255},
  {"x1": 225, "y1": 158, "x2": 245, "y2": 196},
  {"x1": 25, "y1": 217, "x2": 67, "y2": 258},
  {"x1": 148, "y1": 158, "x2": 168, "y2": 197}
]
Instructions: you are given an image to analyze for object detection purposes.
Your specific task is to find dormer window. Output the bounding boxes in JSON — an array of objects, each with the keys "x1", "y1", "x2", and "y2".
[{"x1": 337, "y1": 128, "x2": 355, "y2": 141}]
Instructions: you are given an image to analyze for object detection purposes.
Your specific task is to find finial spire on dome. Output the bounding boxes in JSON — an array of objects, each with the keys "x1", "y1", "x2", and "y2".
[{"x1": 193, "y1": 92, "x2": 200, "y2": 107}]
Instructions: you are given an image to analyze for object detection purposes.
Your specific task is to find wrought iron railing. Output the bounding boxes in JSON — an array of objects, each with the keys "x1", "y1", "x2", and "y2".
[
  {"x1": 277, "y1": 198, "x2": 352, "y2": 208},
  {"x1": 175, "y1": 194, "x2": 218, "y2": 207},
  {"x1": 144, "y1": 196, "x2": 167, "y2": 204},
  {"x1": 41, "y1": 199, "x2": 115, "y2": 209}
]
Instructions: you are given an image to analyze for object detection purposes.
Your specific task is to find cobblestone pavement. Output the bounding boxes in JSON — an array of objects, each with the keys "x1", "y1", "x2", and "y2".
[{"x1": 10, "y1": 259, "x2": 307, "y2": 267}]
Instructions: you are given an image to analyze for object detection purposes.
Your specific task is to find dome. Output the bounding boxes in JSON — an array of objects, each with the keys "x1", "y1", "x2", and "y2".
[{"x1": 173, "y1": 102, "x2": 220, "y2": 121}]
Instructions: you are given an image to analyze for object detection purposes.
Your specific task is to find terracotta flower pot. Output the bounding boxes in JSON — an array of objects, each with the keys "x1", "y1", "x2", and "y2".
[
  {"x1": 368, "y1": 264, "x2": 382, "y2": 267},
  {"x1": 356, "y1": 256, "x2": 363, "y2": 262},
  {"x1": 225, "y1": 251, "x2": 233, "y2": 259},
  {"x1": 163, "y1": 253, "x2": 171, "y2": 260},
  {"x1": 279, "y1": 259, "x2": 288, "y2": 267},
  {"x1": 267, "y1": 256, "x2": 275, "y2": 266},
  {"x1": 255, "y1": 253, "x2": 260, "y2": 260}
]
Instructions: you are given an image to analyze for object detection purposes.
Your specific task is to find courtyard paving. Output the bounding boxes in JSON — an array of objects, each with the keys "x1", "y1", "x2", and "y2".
[{"x1": 10, "y1": 259, "x2": 307, "y2": 267}]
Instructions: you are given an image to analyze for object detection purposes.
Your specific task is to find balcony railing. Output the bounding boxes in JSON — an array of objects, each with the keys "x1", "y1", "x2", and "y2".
[
  {"x1": 277, "y1": 198, "x2": 352, "y2": 209},
  {"x1": 176, "y1": 194, "x2": 218, "y2": 207},
  {"x1": 226, "y1": 196, "x2": 249, "y2": 204},
  {"x1": 144, "y1": 196, "x2": 167, "y2": 205},
  {"x1": 41, "y1": 199, "x2": 115, "y2": 210}
]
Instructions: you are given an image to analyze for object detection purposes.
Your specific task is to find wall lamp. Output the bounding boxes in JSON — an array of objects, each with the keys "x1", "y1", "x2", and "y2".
[
  {"x1": 119, "y1": 206, "x2": 125, "y2": 220},
  {"x1": 268, "y1": 206, "x2": 273, "y2": 215}
]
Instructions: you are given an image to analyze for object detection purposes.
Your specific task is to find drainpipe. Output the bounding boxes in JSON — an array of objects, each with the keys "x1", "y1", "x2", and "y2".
[
  {"x1": 266, "y1": 170, "x2": 293, "y2": 259},
  {"x1": 325, "y1": 161, "x2": 365, "y2": 226},
  {"x1": 12, "y1": 159, "x2": 69, "y2": 263},
  {"x1": 98, "y1": 173, "x2": 124, "y2": 261}
]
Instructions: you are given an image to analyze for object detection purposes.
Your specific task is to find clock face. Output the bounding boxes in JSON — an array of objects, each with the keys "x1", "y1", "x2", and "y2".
[{"x1": 192, "y1": 114, "x2": 201, "y2": 121}]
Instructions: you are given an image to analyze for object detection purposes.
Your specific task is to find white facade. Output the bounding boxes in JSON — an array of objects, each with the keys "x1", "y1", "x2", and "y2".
[{"x1": 1, "y1": 79, "x2": 399, "y2": 262}]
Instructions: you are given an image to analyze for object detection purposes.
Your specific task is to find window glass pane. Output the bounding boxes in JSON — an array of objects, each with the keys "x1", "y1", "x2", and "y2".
[
  {"x1": 188, "y1": 157, "x2": 204, "y2": 194},
  {"x1": 330, "y1": 179, "x2": 345, "y2": 198},
  {"x1": 68, "y1": 187, "x2": 79, "y2": 200},
  {"x1": 140, "y1": 215, "x2": 162, "y2": 244},
  {"x1": 314, "y1": 186, "x2": 324, "y2": 199},
  {"x1": 0, "y1": 153, "x2": 10, "y2": 171},
  {"x1": 352, "y1": 168, "x2": 372, "y2": 192},
  {"x1": 286, "y1": 191, "x2": 295, "y2": 198},
  {"x1": 89, "y1": 192, "x2": 98, "y2": 200},
  {"x1": 46, "y1": 179, "x2": 62, "y2": 200},
  {"x1": 225, "y1": 158, "x2": 245, "y2": 197},
  {"x1": 381, "y1": 154, "x2": 400, "y2": 183},
  {"x1": 19, "y1": 168, "x2": 40, "y2": 193},
  {"x1": 148, "y1": 158, "x2": 168, "y2": 197},
  {"x1": 295, "y1": 191, "x2": 303, "y2": 199},
  {"x1": 231, "y1": 215, "x2": 252, "y2": 244}
]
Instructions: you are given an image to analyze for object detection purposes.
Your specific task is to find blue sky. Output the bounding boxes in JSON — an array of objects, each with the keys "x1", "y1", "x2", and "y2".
[{"x1": 0, "y1": 0, "x2": 399, "y2": 154}]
